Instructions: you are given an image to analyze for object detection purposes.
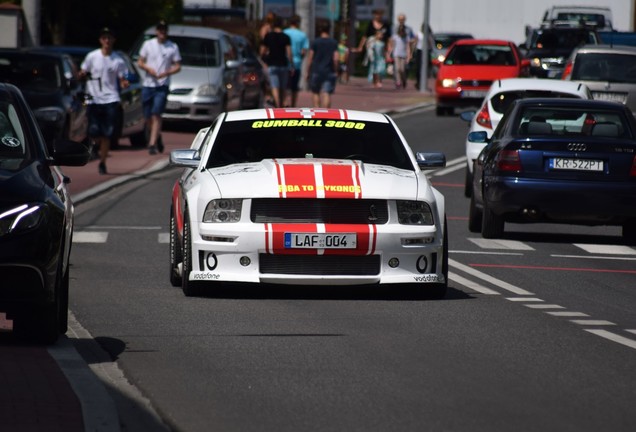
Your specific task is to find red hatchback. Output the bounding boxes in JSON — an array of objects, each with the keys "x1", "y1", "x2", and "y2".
[{"x1": 435, "y1": 39, "x2": 530, "y2": 116}]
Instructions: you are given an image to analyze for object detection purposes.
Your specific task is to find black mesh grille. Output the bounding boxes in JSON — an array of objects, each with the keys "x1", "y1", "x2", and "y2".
[
  {"x1": 259, "y1": 254, "x2": 381, "y2": 275},
  {"x1": 251, "y1": 199, "x2": 388, "y2": 224},
  {"x1": 463, "y1": 80, "x2": 492, "y2": 88}
]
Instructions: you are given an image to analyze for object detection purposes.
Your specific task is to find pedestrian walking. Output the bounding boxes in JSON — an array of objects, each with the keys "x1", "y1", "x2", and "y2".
[
  {"x1": 260, "y1": 15, "x2": 292, "y2": 108},
  {"x1": 80, "y1": 27, "x2": 130, "y2": 175},
  {"x1": 284, "y1": 14, "x2": 309, "y2": 107},
  {"x1": 337, "y1": 33, "x2": 350, "y2": 84},
  {"x1": 365, "y1": 29, "x2": 389, "y2": 88},
  {"x1": 389, "y1": 22, "x2": 414, "y2": 89},
  {"x1": 137, "y1": 20, "x2": 182, "y2": 155},
  {"x1": 306, "y1": 21, "x2": 339, "y2": 108},
  {"x1": 355, "y1": 8, "x2": 391, "y2": 54}
]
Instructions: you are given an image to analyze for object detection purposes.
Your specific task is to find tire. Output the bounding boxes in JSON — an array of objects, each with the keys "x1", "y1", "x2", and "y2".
[
  {"x1": 129, "y1": 128, "x2": 147, "y2": 148},
  {"x1": 427, "y1": 217, "x2": 449, "y2": 299},
  {"x1": 436, "y1": 106, "x2": 446, "y2": 116},
  {"x1": 464, "y1": 165, "x2": 473, "y2": 198},
  {"x1": 468, "y1": 193, "x2": 482, "y2": 233},
  {"x1": 170, "y1": 207, "x2": 183, "y2": 287},
  {"x1": 181, "y1": 213, "x2": 201, "y2": 297},
  {"x1": 623, "y1": 219, "x2": 636, "y2": 245},
  {"x1": 481, "y1": 200, "x2": 504, "y2": 239},
  {"x1": 446, "y1": 107, "x2": 455, "y2": 116}
]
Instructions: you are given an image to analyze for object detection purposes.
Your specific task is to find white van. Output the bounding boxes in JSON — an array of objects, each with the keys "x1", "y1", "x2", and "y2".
[
  {"x1": 542, "y1": 6, "x2": 613, "y2": 31},
  {"x1": 131, "y1": 25, "x2": 245, "y2": 122}
]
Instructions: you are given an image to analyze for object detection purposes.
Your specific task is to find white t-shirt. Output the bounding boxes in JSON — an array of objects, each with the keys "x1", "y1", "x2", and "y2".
[
  {"x1": 139, "y1": 37, "x2": 182, "y2": 87},
  {"x1": 81, "y1": 49, "x2": 128, "y2": 105}
]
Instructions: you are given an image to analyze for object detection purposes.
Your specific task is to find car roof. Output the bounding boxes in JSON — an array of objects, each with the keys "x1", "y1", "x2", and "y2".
[
  {"x1": 224, "y1": 108, "x2": 389, "y2": 123},
  {"x1": 573, "y1": 44, "x2": 636, "y2": 55},
  {"x1": 514, "y1": 97, "x2": 627, "y2": 110},
  {"x1": 488, "y1": 78, "x2": 589, "y2": 95},
  {"x1": 144, "y1": 24, "x2": 229, "y2": 38}
]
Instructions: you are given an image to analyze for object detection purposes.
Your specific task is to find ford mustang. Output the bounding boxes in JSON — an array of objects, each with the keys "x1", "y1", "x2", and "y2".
[{"x1": 169, "y1": 108, "x2": 448, "y2": 298}]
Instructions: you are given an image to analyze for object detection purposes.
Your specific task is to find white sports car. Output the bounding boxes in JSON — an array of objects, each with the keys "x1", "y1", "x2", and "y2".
[{"x1": 169, "y1": 108, "x2": 448, "y2": 298}]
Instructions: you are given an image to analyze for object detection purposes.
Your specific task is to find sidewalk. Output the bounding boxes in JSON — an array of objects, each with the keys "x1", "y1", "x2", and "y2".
[{"x1": 0, "y1": 75, "x2": 434, "y2": 432}]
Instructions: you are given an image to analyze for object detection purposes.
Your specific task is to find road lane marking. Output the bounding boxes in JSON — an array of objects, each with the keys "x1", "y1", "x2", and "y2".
[
  {"x1": 158, "y1": 233, "x2": 170, "y2": 243},
  {"x1": 570, "y1": 320, "x2": 616, "y2": 326},
  {"x1": 546, "y1": 311, "x2": 590, "y2": 317},
  {"x1": 449, "y1": 272, "x2": 499, "y2": 295},
  {"x1": 505, "y1": 297, "x2": 544, "y2": 302},
  {"x1": 79, "y1": 225, "x2": 162, "y2": 230},
  {"x1": 468, "y1": 238, "x2": 535, "y2": 250},
  {"x1": 73, "y1": 232, "x2": 109, "y2": 243},
  {"x1": 551, "y1": 254, "x2": 636, "y2": 262},
  {"x1": 470, "y1": 263, "x2": 636, "y2": 275},
  {"x1": 627, "y1": 330, "x2": 636, "y2": 335},
  {"x1": 451, "y1": 250, "x2": 524, "y2": 256},
  {"x1": 525, "y1": 304, "x2": 565, "y2": 309},
  {"x1": 585, "y1": 330, "x2": 636, "y2": 350},
  {"x1": 449, "y1": 259, "x2": 534, "y2": 295},
  {"x1": 573, "y1": 244, "x2": 636, "y2": 255}
]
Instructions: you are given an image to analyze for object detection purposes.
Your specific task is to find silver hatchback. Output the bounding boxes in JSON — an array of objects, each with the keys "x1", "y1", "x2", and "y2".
[
  {"x1": 132, "y1": 25, "x2": 245, "y2": 123},
  {"x1": 563, "y1": 44, "x2": 636, "y2": 114}
]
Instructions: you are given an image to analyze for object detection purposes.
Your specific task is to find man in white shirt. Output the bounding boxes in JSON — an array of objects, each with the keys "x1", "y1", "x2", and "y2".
[
  {"x1": 137, "y1": 20, "x2": 182, "y2": 155},
  {"x1": 80, "y1": 27, "x2": 129, "y2": 174}
]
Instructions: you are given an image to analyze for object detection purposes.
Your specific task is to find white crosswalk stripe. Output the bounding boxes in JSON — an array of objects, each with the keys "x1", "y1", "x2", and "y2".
[
  {"x1": 573, "y1": 244, "x2": 636, "y2": 255},
  {"x1": 73, "y1": 232, "x2": 109, "y2": 243},
  {"x1": 468, "y1": 238, "x2": 535, "y2": 250}
]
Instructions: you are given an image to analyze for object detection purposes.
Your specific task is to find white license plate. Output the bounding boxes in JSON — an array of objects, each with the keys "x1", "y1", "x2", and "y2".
[
  {"x1": 592, "y1": 92, "x2": 628, "y2": 104},
  {"x1": 166, "y1": 100, "x2": 182, "y2": 110},
  {"x1": 549, "y1": 158, "x2": 604, "y2": 171},
  {"x1": 284, "y1": 233, "x2": 357, "y2": 249},
  {"x1": 461, "y1": 90, "x2": 487, "y2": 98}
]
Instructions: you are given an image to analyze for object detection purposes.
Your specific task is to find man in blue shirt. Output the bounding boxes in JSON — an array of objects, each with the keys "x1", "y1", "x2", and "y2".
[{"x1": 284, "y1": 15, "x2": 309, "y2": 107}]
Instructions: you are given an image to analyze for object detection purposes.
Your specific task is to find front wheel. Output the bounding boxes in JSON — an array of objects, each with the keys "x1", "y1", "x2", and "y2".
[
  {"x1": 481, "y1": 200, "x2": 504, "y2": 239},
  {"x1": 623, "y1": 219, "x2": 636, "y2": 245},
  {"x1": 181, "y1": 213, "x2": 201, "y2": 297},
  {"x1": 426, "y1": 217, "x2": 448, "y2": 299},
  {"x1": 169, "y1": 207, "x2": 182, "y2": 287},
  {"x1": 468, "y1": 193, "x2": 482, "y2": 233}
]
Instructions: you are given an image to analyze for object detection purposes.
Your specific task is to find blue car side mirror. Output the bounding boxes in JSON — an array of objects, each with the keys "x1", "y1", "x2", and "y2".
[{"x1": 467, "y1": 131, "x2": 488, "y2": 143}]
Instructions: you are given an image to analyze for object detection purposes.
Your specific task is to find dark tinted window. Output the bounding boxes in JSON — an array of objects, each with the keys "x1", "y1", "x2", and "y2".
[
  {"x1": 0, "y1": 100, "x2": 30, "y2": 168},
  {"x1": 514, "y1": 106, "x2": 630, "y2": 138},
  {"x1": 0, "y1": 54, "x2": 61, "y2": 91},
  {"x1": 445, "y1": 45, "x2": 515, "y2": 66},
  {"x1": 531, "y1": 29, "x2": 597, "y2": 50},
  {"x1": 572, "y1": 52, "x2": 636, "y2": 83},
  {"x1": 207, "y1": 119, "x2": 414, "y2": 171},
  {"x1": 491, "y1": 90, "x2": 581, "y2": 114}
]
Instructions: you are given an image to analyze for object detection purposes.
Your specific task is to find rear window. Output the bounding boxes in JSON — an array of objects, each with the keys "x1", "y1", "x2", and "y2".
[
  {"x1": 514, "y1": 106, "x2": 630, "y2": 138},
  {"x1": 445, "y1": 45, "x2": 515, "y2": 66},
  {"x1": 491, "y1": 90, "x2": 582, "y2": 114},
  {"x1": 571, "y1": 52, "x2": 636, "y2": 83},
  {"x1": 531, "y1": 29, "x2": 597, "y2": 50},
  {"x1": 0, "y1": 55, "x2": 61, "y2": 92},
  {"x1": 207, "y1": 119, "x2": 414, "y2": 171}
]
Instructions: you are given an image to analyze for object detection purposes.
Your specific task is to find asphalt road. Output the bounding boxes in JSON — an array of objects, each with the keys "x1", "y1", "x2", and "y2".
[{"x1": 69, "y1": 108, "x2": 636, "y2": 432}]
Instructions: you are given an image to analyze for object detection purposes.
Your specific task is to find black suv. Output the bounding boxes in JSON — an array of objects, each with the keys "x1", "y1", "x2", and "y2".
[{"x1": 520, "y1": 25, "x2": 600, "y2": 78}]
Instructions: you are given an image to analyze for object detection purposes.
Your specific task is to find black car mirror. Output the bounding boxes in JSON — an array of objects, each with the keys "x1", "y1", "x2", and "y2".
[
  {"x1": 416, "y1": 152, "x2": 446, "y2": 170},
  {"x1": 50, "y1": 139, "x2": 91, "y2": 167}
]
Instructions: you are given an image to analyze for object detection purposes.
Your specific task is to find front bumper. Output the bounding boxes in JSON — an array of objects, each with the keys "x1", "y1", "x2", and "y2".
[{"x1": 163, "y1": 94, "x2": 223, "y2": 122}]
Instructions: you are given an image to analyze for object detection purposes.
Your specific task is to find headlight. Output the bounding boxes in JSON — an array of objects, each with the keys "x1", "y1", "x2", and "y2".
[
  {"x1": 196, "y1": 84, "x2": 219, "y2": 96},
  {"x1": 34, "y1": 107, "x2": 64, "y2": 123},
  {"x1": 531, "y1": 58, "x2": 542, "y2": 68},
  {"x1": 397, "y1": 201, "x2": 434, "y2": 225},
  {"x1": 441, "y1": 78, "x2": 459, "y2": 88},
  {"x1": 0, "y1": 203, "x2": 45, "y2": 236},
  {"x1": 203, "y1": 199, "x2": 242, "y2": 223}
]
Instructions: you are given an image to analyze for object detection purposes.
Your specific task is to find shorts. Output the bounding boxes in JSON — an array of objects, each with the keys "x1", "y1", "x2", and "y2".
[
  {"x1": 267, "y1": 65, "x2": 289, "y2": 90},
  {"x1": 142, "y1": 85, "x2": 169, "y2": 118},
  {"x1": 309, "y1": 72, "x2": 337, "y2": 94},
  {"x1": 288, "y1": 68, "x2": 301, "y2": 92},
  {"x1": 87, "y1": 102, "x2": 119, "y2": 138}
]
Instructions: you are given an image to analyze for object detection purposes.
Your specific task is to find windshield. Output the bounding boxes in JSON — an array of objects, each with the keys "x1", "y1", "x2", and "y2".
[
  {"x1": 571, "y1": 52, "x2": 636, "y2": 83},
  {"x1": 166, "y1": 36, "x2": 221, "y2": 67},
  {"x1": 0, "y1": 100, "x2": 30, "y2": 170},
  {"x1": 0, "y1": 54, "x2": 61, "y2": 92},
  {"x1": 444, "y1": 44, "x2": 516, "y2": 66},
  {"x1": 207, "y1": 119, "x2": 414, "y2": 171}
]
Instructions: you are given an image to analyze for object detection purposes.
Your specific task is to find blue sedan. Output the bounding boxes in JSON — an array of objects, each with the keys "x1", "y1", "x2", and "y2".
[{"x1": 468, "y1": 98, "x2": 636, "y2": 243}]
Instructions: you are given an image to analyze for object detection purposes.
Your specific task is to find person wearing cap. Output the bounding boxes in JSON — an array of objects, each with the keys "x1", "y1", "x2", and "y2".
[
  {"x1": 80, "y1": 27, "x2": 130, "y2": 175},
  {"x1": 137, "y1": 20, "x2": 182, "y2": 155}
]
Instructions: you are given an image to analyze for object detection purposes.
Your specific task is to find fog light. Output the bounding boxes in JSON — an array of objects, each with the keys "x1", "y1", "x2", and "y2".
[
  {"x1": 240, "y1": 256, "x2": 251, "y2": 267},
  {"x1": 388, "y1": 257, "x2": 399, "y2": 268}
]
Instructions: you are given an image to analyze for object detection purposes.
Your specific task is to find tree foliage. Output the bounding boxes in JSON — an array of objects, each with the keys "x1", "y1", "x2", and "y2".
[{"x1": 40, "y1": 0, "x2": 182, "y2": 51}]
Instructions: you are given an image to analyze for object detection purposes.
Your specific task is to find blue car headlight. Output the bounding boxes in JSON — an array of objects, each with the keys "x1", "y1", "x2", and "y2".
[
  {"x1": 397, "y1": 201, "x2": 434, "y2": 225},
  {"x1": 0, "y1": 203, "x2": 45, "y2": 236},
  {"x1": 203, "y1": 199, "x2": 242, "y2": 223}
]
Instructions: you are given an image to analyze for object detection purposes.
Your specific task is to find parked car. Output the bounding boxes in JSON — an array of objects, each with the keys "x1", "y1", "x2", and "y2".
[
  {"x1": 460, "y1": 78, "x2": 592, "y2": 196},
  {"x1": 232, "y1": 34, "x2": 265, "y2": 109},
  {"x1": 169, "y1": 108, "x2": 448, "y2": 298},
  {"x1": 430, "y1": 32, "x2": 473, "y2": 71},
  {"x1": 519, "y1": 25, "x2": 600, "y2": 78},
  {"x1": 40, "y1": 45, "x2": 147, "y2": 148},
  {"x1": 542, "y1": 5, "x2": 613, "y2": 31},
  {"x1": 468, "y1": 98, "x2": 636, "y2": 243},
  {"x1": 562, "y1": 44, "x2": 636, "y2": 115},
  {"x1": 434, "y1": 39, "x2": 530, "y2": 116},
  {"x1": 0, "y1": 48, "x2": 87, "y2": 147},
  {"x1": 131, "y1": 25, "x2": 245, "y2": 123},
  {"x1": 0, "y1": 83, "x2": 91, "y2": 343}
]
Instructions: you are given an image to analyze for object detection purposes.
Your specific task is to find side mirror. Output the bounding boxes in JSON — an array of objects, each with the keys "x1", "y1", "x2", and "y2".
[
  {"x1": 416, "y1": 152, "x2": 446, "y2": 170},
  {"x1": 459, "y1": 111, "x2": 475, "y2": 123},
  {"x1": 467, "y1": 131, "x2": 488, "y2": 143},
  {"x1": 170, "y1": 149, "x2": 200, "y2": 168},
  {"x1": 50, "y1": 139, "x2": 91, "y2": 166}
]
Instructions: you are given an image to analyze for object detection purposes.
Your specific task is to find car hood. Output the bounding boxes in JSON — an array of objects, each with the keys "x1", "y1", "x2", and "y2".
[
  {"x1": 0, "y1": 162, "x2": 46, "y2": 205},
  {"x1": 207, "y1": 159, "x2": 419, "y2": 200},
  {"x1": 439, "y1": 65, "x2": 521, "y2": 80},
  {"x1": 169, "y1": 65, "x2": 223, "y2": 90}
]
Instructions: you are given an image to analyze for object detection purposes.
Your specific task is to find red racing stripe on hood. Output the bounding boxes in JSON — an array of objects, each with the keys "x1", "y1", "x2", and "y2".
[{"x1": 267, "y1": 108, "x2": 348, "y2": 119}]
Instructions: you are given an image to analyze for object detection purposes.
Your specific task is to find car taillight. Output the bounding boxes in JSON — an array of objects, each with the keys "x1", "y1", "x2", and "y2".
[
  {"x1": 630, "y1": 155, "x2": 636, "y2": 177},
  {"x1": 476, "y1": 104, "x2": 492, "y2": 129},
  {"x1": 562, "y1": 62, "x2": 573, "y2": 80},
  {"x1": 497, "y1": 150, "x2": 522, "y2": 172}
]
